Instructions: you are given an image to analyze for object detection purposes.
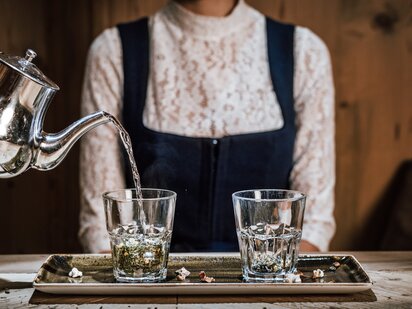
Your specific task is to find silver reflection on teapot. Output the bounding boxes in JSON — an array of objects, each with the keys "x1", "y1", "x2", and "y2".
[{"x1": 0, "y1": 49, "x2": 110, "y2": 178}]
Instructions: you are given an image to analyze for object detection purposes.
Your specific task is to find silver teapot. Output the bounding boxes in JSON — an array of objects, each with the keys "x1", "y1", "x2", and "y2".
[{"x1": 0, "y1": 49, "x2": 110, "y2": 178}]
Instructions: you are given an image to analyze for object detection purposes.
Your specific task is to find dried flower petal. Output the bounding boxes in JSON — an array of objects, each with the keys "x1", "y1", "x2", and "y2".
[
  {"x1": 175, "y1": 267, "x2": 191, "y2": 280},
  {"x1": 199, "y1": 271, "x2": 215, "y2": 283},
  {"x1": 199, "y1": 271, "x2": 206, "y2": 280},
  {"x1": 175, "y1": 267, "x2": 190, "y2": 277},
  {"x1": 176, "y1": 274, "x2": 186, "y2": 281},
  {"x1": 204, "y1": 276, "x2": 215, "y2": 283}
]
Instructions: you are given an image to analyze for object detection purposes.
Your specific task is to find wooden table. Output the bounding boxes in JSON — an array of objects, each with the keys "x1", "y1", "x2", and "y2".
[{"x1": 0, "y1": 252, "x2": 411, "y2": 308}]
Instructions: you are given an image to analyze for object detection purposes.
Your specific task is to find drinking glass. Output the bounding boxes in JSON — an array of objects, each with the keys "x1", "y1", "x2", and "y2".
[
  {"x1": 103, "y1": 188, "x2": 176, "y2": 282},
  {"x1": 232, "y1": 189, "x2": 306, "y2": 282}
]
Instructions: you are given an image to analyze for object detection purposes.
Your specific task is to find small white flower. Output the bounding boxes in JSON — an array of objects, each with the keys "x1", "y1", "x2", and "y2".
[
  {"x1": 312, "y1": 269, "x2": 324, "y2": 279},
  {"x1": 68, "y1": 267, "x2": 83, "y2": 278}
]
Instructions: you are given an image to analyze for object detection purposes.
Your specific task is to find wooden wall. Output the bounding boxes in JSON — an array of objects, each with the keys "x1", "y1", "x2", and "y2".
[{"x1": 0, "y1": 0, "x2": 411, "y2": 253}]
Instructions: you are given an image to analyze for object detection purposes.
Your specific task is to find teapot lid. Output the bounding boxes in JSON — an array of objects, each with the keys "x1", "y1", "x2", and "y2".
[{"x1": 0, "y1": 49, "x2": 59, "y2": 90}]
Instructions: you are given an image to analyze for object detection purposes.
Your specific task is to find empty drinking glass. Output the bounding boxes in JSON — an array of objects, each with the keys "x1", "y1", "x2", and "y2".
[{"x1": 233, "y1": 189, "x2": 306, "y2": 282}]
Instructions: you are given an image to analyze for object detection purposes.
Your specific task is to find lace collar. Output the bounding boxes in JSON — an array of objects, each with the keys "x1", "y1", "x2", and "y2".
[{"x1": 162, "y1": 0, "x2": 259, "y2": 40}]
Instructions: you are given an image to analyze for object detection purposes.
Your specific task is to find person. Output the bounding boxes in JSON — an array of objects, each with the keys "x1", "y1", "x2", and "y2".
[{"x1": 79, "y1": 0, "x2": 335, "y2": 253}]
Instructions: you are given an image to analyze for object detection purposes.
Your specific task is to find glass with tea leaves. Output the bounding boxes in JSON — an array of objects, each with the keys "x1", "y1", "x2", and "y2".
[
  {"x1": 103, "y1": 189, "x2": 176, "y2": 282},
  {"x1": 233, "y1": 189, "x2": 306, "y2": 282}
]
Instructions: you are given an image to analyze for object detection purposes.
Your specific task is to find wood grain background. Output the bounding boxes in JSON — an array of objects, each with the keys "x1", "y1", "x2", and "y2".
[{"x1": 0, "y1": 0, "x2": 411, "y2": 253}]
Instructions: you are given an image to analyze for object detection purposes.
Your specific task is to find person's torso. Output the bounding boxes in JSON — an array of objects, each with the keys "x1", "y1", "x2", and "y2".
[{"x1": 117, "y1": 2, "x2": 296, "y2": 252}]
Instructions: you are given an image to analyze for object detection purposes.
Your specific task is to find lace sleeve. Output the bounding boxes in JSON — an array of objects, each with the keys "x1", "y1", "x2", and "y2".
[
  {"x1": 78, "y1": 28, "x2": 125, "y2": 253},
  {"x1": 291, "y1": 27, "x2": 336, "y2": 251}
]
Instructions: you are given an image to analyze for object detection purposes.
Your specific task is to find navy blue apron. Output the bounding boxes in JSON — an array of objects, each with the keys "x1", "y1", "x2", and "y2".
[{"x1": 118, "y1": 17, "x2": 295, "y2": 252}]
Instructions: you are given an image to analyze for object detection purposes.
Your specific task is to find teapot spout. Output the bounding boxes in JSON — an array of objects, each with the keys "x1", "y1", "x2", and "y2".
[{"x1": 33, "y1": 111, "x2": 111, "y2": 171}]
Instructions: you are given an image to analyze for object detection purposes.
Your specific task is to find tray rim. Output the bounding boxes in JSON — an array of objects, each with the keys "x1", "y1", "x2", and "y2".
[{"x1": 33, "y1": 253, "x2": 373, "y2": 294}]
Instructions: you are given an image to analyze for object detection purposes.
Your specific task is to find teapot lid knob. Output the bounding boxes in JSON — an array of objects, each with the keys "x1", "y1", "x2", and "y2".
[
  {"x1": 0, "y1": 49, "x2": 59, "y2": 90},
  {"x1": 25, "y1": 49, "x2": 37, "y2": 62}
]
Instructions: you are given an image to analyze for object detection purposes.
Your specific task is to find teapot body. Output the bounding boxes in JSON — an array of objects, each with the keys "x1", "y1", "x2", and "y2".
[
  {"x1": 0, "y1": 49, "x2": 111, "y2": 178},
  {"x1": 0, "y1": 61, "x2": 56, "y2": 177}
]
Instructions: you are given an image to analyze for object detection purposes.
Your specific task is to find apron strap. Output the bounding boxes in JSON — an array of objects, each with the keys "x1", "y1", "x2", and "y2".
[{"x1": 118, "y1": 17, "x2": 150, "y2": 135}]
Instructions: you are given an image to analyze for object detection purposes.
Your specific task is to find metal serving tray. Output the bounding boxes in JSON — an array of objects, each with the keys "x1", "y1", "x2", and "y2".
[{"x1": 33, "y1": 253, "x2": 372, "y2": 295}]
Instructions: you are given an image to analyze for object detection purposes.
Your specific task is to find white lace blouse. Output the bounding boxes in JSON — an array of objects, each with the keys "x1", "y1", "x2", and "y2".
[{"x1": 79, "y1": 0, "x2": 336, "y2": 252}]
